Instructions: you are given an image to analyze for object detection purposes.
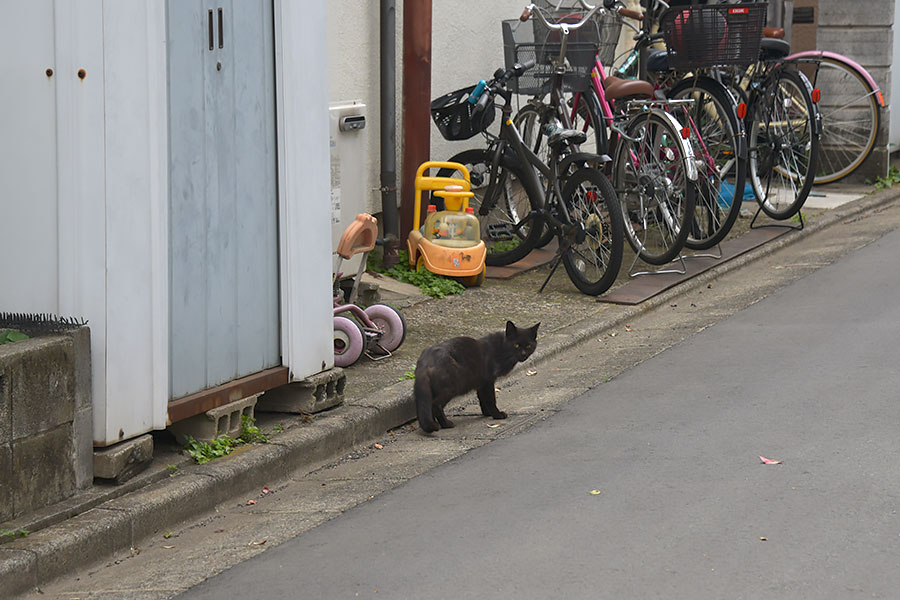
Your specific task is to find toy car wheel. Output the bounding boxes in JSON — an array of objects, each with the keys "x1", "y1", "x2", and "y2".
[
  {"x1": 364, "y1": 304, "x2": 406, "y2": 352},
  {"x1": 457, "y1": 264, "x2": 486, "y2": 288},
  {"x1": 333, "y1": 316, "x2": 364, "y2": 367}
]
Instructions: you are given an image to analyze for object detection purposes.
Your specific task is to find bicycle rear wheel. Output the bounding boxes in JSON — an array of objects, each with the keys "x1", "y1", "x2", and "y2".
[
  {"x1": 613, "y1": 111, "x2": 697, "y2": 265},
  {"x1": 807, "y1": 56, "x2": 880, "y2": 184},
  {"x1": 668, "y1": 76, "x2": 747, "y2": 249},
  {"x1": 560, "y1": 168, "x2": 624, "y2": 296},
  {"x1": 748, "y1": 67, "x2": 819, "y2": 220},
  {"x1": 438, "y1": 149, "x2": 543, "y2": 266}
]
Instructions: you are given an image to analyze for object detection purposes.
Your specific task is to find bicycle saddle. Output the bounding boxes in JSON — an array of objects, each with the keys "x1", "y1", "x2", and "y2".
[
  {"x1": 645, "y1": 49, "x2": 670, "y2": 73},
  {"x1": 548, "y1": 128, "x2": 587, "y2": 150},
  {"x1": 760, "y1": 37, "x2": 791, "y2": 61},
  {"x1": 603, "y1": 75, "x2": 654, "y2": 100},
  {"x1": 763, "y1": 27, "x2": 785, "y2": 39}
]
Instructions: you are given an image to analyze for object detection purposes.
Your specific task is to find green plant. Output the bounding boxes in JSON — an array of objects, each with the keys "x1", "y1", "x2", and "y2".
[
  {"x1": 397, "y1": 371, "x2": 416, "y2": 381},
  {"x1": 1, "y1": 528, "x2": 29, "y2": 539},
  {"x1": 486, "y1": 239, "x2": 520, "y2": 255},
  {"x1": 272, "y1": 423, "x2": 284, "y2": 434},
  {"x1": 368, "y1": 249, "x2": 465, "y2": 299},
  {"x1": 873, "y1": 165, "x2": 900, "y2": 191},
  {"x1": 167, "y1": 464, "x2": 179, "y2": 473},
  {"x1": 240, "y1": 414, "x2": 268, "y2": 444},
  {"x1": 0, "y1": 330, "x2": 28, "y2": 345},
  {"x1": 185, "y1": 435, "x2": 237, "y2": 464},
  {"x1": 184, "y1": 414, "x2": 269, "y2": 464}
]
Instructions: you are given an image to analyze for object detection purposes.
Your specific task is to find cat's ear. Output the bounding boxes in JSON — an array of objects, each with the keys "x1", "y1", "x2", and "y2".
[
  {"x1": 529, "y1": 322, "x2": 540, "y2": 339},
  {"x1": 505, "y1": 320, "x2": 517, "y2": 338}
]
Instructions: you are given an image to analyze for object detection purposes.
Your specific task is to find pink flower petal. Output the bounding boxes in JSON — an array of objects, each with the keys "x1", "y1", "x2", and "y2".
[{"x1": 759, "y1": 456, "x2": 783, "y2": 465}]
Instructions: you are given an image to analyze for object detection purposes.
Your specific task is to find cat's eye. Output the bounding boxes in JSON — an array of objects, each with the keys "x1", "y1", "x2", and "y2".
[{"x1": 514, "y1": 344, "x2": 520, "y2": 349}]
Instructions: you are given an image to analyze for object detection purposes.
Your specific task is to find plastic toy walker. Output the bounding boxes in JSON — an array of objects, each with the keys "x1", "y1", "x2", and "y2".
[
  {"x1": 407, "y1": 161, "x2": 487, "y2": 287},
  {"x1": 333, "y1": 214, "x2": 406, "y2": 367}
]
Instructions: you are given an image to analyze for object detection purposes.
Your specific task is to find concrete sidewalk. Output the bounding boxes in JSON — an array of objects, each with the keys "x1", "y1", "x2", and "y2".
[{"x1": 2, "y1": 182, "x2": 895, "y2": 598}]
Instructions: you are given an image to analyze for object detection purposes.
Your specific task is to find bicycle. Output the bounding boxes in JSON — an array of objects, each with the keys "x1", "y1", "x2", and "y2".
[
  {"x1": 690, "y1": 0, "x2": 883, "y2": 185},
  {"x1": 430, "y1": 4, "x2": 625, "y2": 295},
  {"x1": 510, "y1": 0, "x2": 699, "y2": 267},
  {"x1": 597, "y1": 0, "x2": 757, "y2": 252}
]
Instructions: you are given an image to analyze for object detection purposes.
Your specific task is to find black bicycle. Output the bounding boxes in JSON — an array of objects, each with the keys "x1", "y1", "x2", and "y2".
[{"x1": 431, "y1": 45, "x2": 625, "y2": 295}]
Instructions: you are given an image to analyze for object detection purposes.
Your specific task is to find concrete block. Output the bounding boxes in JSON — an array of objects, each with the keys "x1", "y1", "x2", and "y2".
[
  {"x1": 816, "y1": 28, "x2": 892, "y2": 68},
  {"x1": 0, "y1": 374, "x2": 9, "y2": 446},
  {"x1": 11, "y1": 425, "x2": 75, "y2": 520},
  {"x1": 817, "y1": 0, "x2": 895, "y2": 27},
  {"x1": 92, "y1": 433, "x2": 153, "y2": 483},
  {"x1": 168, "y1": 394, "x2": 259, "y2": 444},
  {"x1": 70, "y1": 327, "x2": 92, "y2": 412},
  {"x1": 257, "y1": 369, "x2": 346, "y2": 415},
  {"x1": 0, "y1": 443, "x2": 11, "y2": 522},
  {"x1": 3, "y1": 336, "x2": 75, "y2": 440},
  {"x1": 73, "y1": 406, "x2": 94, "y2": 489}
]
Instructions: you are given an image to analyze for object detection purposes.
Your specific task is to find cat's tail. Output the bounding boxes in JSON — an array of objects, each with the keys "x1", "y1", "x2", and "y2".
[{"x1": 414, "y1": 370, "x2": 438, "y2": 433}]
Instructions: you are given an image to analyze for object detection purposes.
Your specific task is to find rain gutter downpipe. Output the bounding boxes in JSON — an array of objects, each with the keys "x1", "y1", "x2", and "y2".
[
  {"x1": 400, "y1": 0, "x2": 432, "y2": 245},
  {"x1": 380, "y1": 0, "x2": 401, "y2": 268}
]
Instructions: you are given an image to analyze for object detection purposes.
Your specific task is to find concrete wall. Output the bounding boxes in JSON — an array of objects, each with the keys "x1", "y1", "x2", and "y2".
[
  {"x1": 0, "y1": 328, "x2": 92, "y2": 523},
  {"x1": 813, "y1": 0, "x2": 895, "y2": 180}
]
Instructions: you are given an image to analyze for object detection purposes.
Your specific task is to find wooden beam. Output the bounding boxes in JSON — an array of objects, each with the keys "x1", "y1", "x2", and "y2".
[{"x1": 167, "y1": 366, "x2": 290, "y2": 424}]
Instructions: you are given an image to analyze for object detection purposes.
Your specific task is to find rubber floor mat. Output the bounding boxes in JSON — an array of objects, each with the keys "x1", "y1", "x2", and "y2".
[{"x1": 599, "y1": 226, "x2": 795, "y2": 305}]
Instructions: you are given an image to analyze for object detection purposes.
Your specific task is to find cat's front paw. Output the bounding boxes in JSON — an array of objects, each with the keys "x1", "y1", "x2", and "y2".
[
  {"x1": 441, "y1": 419, "x2": 455, "y2": 429},
  {"x1": 492, "y1": 411, "x2": 507, "y2": 420}
]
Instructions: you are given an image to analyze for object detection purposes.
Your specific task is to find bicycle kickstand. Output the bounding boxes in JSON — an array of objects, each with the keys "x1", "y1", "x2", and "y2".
[{"x1": 538, "y1": 250, "x2": 565, "y2": 293}]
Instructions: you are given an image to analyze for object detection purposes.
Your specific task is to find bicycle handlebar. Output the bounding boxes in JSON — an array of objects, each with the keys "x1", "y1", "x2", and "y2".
[
  {"x1": 471, "y1": 59, "x2": 537, "y2": 115},
  {"x1": 520, "y1": 2, "x2": 602, "y2": 32}
]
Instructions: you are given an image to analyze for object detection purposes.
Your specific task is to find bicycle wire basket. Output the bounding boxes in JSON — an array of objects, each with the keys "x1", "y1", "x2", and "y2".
[
  {"x1": 502, "y1": 4, "x2": 622, "y2": 96},
  {"x1": 659, "y1": 2, "x2": 767, "y2": 70},
  {"x1": 430, "y1": 85, "x2": 496, "y2": 141}
]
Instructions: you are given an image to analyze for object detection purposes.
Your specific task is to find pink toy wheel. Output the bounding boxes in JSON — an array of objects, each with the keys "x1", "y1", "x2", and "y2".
[
  {"x1": 364, "y1": 304, "x2": 406, "y2": 352},
  {"x1": 334, "y1": 316, "x2": 364, "y2": 367}
]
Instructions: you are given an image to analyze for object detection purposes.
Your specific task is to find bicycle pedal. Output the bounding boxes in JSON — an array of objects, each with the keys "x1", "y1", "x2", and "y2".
[{"x1": 486, "y1": 223, "x2": 514, "y2": 241}]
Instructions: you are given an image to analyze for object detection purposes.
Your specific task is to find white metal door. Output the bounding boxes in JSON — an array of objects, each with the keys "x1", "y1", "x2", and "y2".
[{"x1": 167, "y1": 0, "x2": 280, "y2": 400}]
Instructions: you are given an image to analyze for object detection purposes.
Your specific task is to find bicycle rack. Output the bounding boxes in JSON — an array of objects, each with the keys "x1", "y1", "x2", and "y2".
[{"x1": 749, "y1": 203, "x2": 805, "y2": 231}]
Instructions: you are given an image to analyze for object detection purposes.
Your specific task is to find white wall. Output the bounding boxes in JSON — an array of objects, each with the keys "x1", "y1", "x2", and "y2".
[{"x1": 327, "y1": 1, "x2": 642, "y2": 222}]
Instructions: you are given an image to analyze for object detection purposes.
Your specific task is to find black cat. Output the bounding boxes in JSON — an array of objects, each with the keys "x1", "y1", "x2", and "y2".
[{"x1": 414, "y1": 321, "x2": 540, "y2": 433}]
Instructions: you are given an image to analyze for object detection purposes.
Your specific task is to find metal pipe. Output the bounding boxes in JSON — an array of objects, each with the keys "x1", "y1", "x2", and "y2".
[
  {"x1": 400, "y1": 0, "x2": 432, "y2": 245},
  {"x1": 380, "y1": 0, "x2": 400, "y2": 268}
]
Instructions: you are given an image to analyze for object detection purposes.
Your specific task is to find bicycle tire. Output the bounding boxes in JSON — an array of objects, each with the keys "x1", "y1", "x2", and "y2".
[
  {"x1": 560, "y1": 167, "x2": 624, "y2": 296},
  {"x1": 437, "y1": 148, "x2": 544, "y2": 266},
  {"x1": 806, "y1": 56, "x2": 880, "y2": 184},
  {"x1": 513, "y1": 103, "x2": 555, "y2": 249},
  {"x1": 748, "y1": 67, "x2": 819, "y2": 220},
  {"x1": 612, "y1": 110, "x2": 697, "y2": 265},
  {"x1": 668, "y1": 76, "x2": 747, "y2": 250}
]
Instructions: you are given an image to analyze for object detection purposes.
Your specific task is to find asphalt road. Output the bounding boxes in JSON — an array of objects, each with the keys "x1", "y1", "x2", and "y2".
[{"x1": 178, "y1": 227, "x2": 900, "y2": 598}]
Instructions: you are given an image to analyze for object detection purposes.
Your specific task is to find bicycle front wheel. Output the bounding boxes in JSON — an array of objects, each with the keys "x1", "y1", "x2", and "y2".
[
  {"x1": 808, "y1": 56, "x2": 880, "y2": 184},
  {"x1": 669, "y1": 76, "x2": 747, "y2": 249},
  {"x1": 560, "y1": 168, "x2": 624, "y2": 296},
  {"x1": 748, "y1": 67, "x2": 819, "y2": 220},
  {"x1": 613, "y1": 111, "x2": 697, "y2": 265},
  {"x1": 438, "y1": 149, "x2": 544, "y2": 266}
]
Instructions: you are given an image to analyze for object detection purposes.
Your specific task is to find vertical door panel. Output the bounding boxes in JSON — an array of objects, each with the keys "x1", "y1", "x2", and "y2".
[{"x1": 168, "y1": 0, "x2": 279, "y2": 400}]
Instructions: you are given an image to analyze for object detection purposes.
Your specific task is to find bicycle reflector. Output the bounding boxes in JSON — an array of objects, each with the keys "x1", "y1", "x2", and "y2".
[
  {"x1": 681, "y1": 127, "x2": 690, "y2": 139},
  {"x1": 737, "y1": 102, "x2": 747, "y2": 120},
  {"x1": 811, "y1": 88, "x2": 821, "y2": 103}
]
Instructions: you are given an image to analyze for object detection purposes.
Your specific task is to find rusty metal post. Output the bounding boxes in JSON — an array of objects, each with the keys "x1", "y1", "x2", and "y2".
[{"x1": 400, "y1": 0, "x2": 432, "y2": 244}]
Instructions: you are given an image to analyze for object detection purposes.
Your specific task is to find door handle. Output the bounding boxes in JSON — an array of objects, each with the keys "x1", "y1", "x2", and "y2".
[
  {"x1": 218, "y1": 8, "x2": 224, "y2": 49},
  {"x1": 208, "y1": 9, "x2": 214, "y2": 51}
]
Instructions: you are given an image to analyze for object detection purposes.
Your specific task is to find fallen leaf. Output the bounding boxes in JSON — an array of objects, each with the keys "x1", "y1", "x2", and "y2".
[
  {"x1": 486, "y1": 423, "x2": 501, "y2": 428},
  {"x1": 249, "y1": 539, "x2": 267, "y2": 546},
  {"x1": 589, "y1": 489, "x2": 602, "y2": 495},
  {"x1": 162, "y1": 545, "x2": 176, "y2": 549},
  {"x1": 374, "y1": 443, "x2": 383, "y2": 449},
  {"x1": 261, "y1": 487, "x2": 270, "y2": 495},
  {"x1": 163, "y1": 532, "x2": 173, "y2": 539},
  {"x1": 608, "y1": 332, "x2": 617, "y2": 337},
  {"x1": 246, "y1": 499, "x2": 257, "y2": 505},
  {"x1": 625, "y1": 325, "x2": 633, "y2": 332},
  {"x1": 759, "y1": 456, "x2": 783, "y2": 465},
  {"x1": 759, "y1": 537, "x2": 768, "y2": 541},
  {"x1": 526, "y1": 369, "x2": 537, "y2": 376},
  {"x1": 494, "y1": 387, "x2": 501, "y2": 393}
]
